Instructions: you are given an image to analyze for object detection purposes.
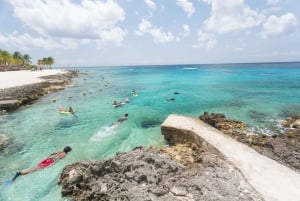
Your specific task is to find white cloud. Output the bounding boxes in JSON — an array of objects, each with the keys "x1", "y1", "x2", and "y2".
[
  {"x1": 180, "y1": 24, "x2": 191, "y2": 38},
  {"x1": 8, "y1": 0, "x2": 127, "y2": 48},
  {"x1": 262, "y1": 13, "x2": 297, "y2": 38},
  {"x1": 135, "y1": 19, "x2": 175, "y2": 44},
  {"x1": 136, "y1": 19, "x2": 153, "y2": 36},
  {"x1": 145, "y1": 0, "x2": 156, "y2": 10},
  {"x1": 193, "y1": 30, "x2": 216, "y2": 49},
  {"x1": 176, "y1": 24, "x2": 191, "y2": 42},
  {"x1": 203, "y1": 0, "x2": 265, "y2": 34},
  {"x1": 176, "y1": 0, "x2": 195, "y2": 18},
  {"x1": 0, "y1": 32, "x2": 65, "y2": 50}
]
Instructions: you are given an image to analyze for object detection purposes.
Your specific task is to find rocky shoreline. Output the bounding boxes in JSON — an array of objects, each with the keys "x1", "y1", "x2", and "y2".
[
  {"x1": 58, "y1": 115, "x2": 269, "y2": 201},
  {"x1": 0, "y1": 70, "x2": 78, "y2": 113},
  {"x1": 199, "y1": 112, "x2": 300, "y2": 173},
  {"x1": 58, "y1": 112, "x2": 300, "y2": 201},
  {"x1": 58, "y1": 145, "x2": 263, "y2": 201}
]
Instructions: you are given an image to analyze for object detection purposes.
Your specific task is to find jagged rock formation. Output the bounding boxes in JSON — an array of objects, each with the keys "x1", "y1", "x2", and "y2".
[
  {"x1": 58, "y1": 146, "x2": 263, "y2": 201},
  {"x1": 199, "y1": 112, "x2": 300, "y2": 172},
  {"x1": 0, "y1": 71, "x2": 78, "y2": 112}
]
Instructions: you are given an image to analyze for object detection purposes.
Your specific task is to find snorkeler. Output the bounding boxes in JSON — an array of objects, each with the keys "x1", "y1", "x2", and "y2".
[{"x1": 7, "y1": 146, "x2": 72, "y2": 184}]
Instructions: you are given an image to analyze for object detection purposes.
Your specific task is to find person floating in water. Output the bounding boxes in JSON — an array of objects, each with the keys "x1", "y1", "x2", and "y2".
[
  {"x1": 166, "y1": 97, "x2": 175, "y2": 102},
  {"x1": 131, "y1": 90, "x2": 138, "y2": 96},
  {"x1": 112, "y1": 114, "x2": 128, "y2": 126},
  {"x1": 125, "y1": 97, "x2": 130, "y2": 103},
  {"x1": 59, "y1": 106, "x2": 75, "y2": 114},
  {"x1": 10, "y1": 146, "x2": 72, "y2": 182},
  {"x1": 68, "y1": 107, "x2": 74, "y2": 114},
  {"x1": 112, "y1": 101, "x2": 123, "y2": 107}
]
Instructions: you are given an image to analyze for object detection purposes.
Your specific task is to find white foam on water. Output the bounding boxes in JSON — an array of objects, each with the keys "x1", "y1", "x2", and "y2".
[
  {"x1": 183, "y1": 67, "x2": 197, "y2": 70},
  {"x1": 90, "y1": 124, "x2": 118, "y2": 142}
]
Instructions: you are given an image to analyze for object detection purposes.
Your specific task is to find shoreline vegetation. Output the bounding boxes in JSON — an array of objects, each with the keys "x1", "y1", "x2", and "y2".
[
  {"x1": 1, "y1": 66, "x2": 300, "y2": 200},
  {"x1": 0, "y1": 49, "x2": 55, "y2": 71}
]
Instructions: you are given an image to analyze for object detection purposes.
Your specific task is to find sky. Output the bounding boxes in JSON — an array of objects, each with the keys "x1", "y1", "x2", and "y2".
[{"x1": 0, "y1": 0, "x2": 299, "y2": 67}]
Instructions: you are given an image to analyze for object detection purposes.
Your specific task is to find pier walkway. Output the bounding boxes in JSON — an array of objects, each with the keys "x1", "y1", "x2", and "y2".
[{"x1": 161, "y1": 115, "x2": 300, "y2": 201}]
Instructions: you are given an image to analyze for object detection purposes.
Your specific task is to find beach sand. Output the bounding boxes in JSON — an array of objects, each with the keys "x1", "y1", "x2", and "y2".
[{"x1": 0, "y1": 69, "x2": 67, "y2": 89}]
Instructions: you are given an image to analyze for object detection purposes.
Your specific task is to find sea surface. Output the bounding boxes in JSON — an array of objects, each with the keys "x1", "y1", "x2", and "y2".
[{"x1": 1, "y1": 62, "x2": 300, "y2": 200}]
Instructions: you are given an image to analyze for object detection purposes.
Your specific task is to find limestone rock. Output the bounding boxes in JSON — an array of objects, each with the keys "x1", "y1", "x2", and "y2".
[
  {"x1": 58, "y1": 147, "x2": 263, "y2": 201},
  {"x1": 0, "y1": 100, "x2": 20, "y2": 111}
]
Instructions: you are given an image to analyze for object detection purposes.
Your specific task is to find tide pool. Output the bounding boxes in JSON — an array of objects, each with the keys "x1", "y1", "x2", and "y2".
[{"x1": 1, "y1": 62, "x2": 300, "y2": 200}]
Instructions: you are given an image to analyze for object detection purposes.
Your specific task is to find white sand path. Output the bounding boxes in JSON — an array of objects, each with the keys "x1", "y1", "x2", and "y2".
[
  {"x1": 162, "y1": 114, "x2": 300, "y2": 201},
  {"x1": 0, "y1": 69, "x2": 67, "y2": 89}
]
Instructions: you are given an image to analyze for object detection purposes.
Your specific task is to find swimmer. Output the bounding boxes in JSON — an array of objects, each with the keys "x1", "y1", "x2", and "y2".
[
  {"x1": 8, "y1": 146, "x2": 72, "y2": 183},
  {"x1": 112, "y1": 114, "x2": 128, "y2": 126},
  {"x1": 113, "y1": 101, "x2": 123, "y2": 107},
  {"x1": 166, "y1": 97, "x2": 175, "y2": 102},
  {"x1": 131, "y1": 90, "x2": 138, "y2": 96}
]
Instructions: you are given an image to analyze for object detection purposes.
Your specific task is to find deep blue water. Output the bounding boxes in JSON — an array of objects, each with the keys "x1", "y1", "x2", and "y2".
[{"x1": 1, "y1": 62, "x2": 300, "y2": 200}]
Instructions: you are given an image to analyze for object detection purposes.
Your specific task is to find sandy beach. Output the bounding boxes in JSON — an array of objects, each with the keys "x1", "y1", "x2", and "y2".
[{"x1": 0, "y1": 69, "x2": 67, "y2": 89}]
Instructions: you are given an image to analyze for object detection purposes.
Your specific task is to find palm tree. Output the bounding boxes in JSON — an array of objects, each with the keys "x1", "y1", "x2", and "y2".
[
  {"x1": 12, "y1": 51, "x2": 23, "y2": 65},
  {"x1": 0, "y1": 50, "x2": 12, "y2": 65},
  {"x1": 46, "y1": 56, "x2": 54, "y2": 69},
  {"x1": 23, "y1": 54, "x2": 32, "y2": 66},
  {"x1": 42, "y1": 57, "x2": 48, "y2": 69},
  {"x1": 37, "y1": 59, "x2": 44, "y2": 70}
]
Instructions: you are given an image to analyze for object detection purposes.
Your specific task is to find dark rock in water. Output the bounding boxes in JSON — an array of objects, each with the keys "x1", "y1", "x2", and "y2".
[
  {"x1": 0, "y1": 134, "x2": 11, "y2": 151},
  {"x1": 199, "y1": 112, "x2": 300, "y2": 173},
  {"x1": 141, "y1": 119, "x2": 162, "y2": 129},
  {"x1": 248, "y1": 110, "x2": 268, "y2": 123},
  {"x1": 280, "y1": 107, "x2": 300, "y2": 118},
  {"x1": 58, "y1": 146, "x2": 263, "y2": 201},
  {"x1": 224, "y1": 101, "x2": 246, "y2": 108}
]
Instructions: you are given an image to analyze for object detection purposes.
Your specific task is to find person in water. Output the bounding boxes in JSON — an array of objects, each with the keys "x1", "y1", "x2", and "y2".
[
  {"x1": 166, "y1": 97, "x2": 175, "y2": 102},
  {"x1": 113, "y1": 101, "x2": 123, "y2": 107},
  {"x1": 112, "y1": 114, "x2": 128, "y2": 125},
  {"x1": 125, "y1": 97, "x2": 130, "y2": 103},
  {"x1": 131, "y1": 90, "x2": 138, "y2": 96},
  {"x1": 59, "y1": 106, "x2": 75, "y2": 114},
  {"x1": 68, "y1": 107, "x2": 74, "y2": 113},
  {"x1": 12, "y1": 146, "x2": 72, "y2": 181}
]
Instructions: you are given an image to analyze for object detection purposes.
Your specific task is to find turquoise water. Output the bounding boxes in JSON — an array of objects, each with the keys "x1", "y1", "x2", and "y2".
[{"x1": 1, "y1": 62, "x2": 300, "y2": 200}]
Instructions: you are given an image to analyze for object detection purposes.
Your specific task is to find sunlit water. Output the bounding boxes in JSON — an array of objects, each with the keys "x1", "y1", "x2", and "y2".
[{"x1": 1, "y1": 62, "x2": 300, "y2": 200}]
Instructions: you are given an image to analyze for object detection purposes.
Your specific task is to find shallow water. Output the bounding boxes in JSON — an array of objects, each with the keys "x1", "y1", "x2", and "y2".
[{"x1": 1, "y1": 62, "x2": 300, "y2": 200}]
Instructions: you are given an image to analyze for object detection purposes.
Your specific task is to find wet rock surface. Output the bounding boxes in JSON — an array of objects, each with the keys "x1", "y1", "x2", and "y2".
[
  {"x1": 0, "y1": 71, "x2": 78, "y2": 112},
  {"x1": 199, "y1": 112, "x2": 300, "y2": 172},
  {"x1": 58, "y1": 146, "x2": 263, "y2": 201}
]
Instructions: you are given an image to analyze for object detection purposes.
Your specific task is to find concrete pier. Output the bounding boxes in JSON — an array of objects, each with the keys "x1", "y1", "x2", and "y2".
[{"x1": 161, "y1": 114, "x2": 300, "y2": 201}]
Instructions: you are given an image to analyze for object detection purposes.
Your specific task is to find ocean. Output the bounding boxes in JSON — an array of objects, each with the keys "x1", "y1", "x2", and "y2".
[{"x1": 1, "y1": 62, "x2": 300, "y2": 200}]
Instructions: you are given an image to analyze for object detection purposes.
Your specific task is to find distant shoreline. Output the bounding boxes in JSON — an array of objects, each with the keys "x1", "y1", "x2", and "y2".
[
  {"x1": 0, "y1": 69, "x2": 78, "y2": 112},
  {"x1": 0, "y1": 69, "x2": 68, "y2": 89},
  {"x1": 60, "y1": 60, "x2": 300, "y2": 69}
]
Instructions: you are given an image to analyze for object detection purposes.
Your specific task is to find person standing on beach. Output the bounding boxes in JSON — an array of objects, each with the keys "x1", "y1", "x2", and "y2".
[{"x1": 10, "y1": 146, "x2": 72, "y2": 182}]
